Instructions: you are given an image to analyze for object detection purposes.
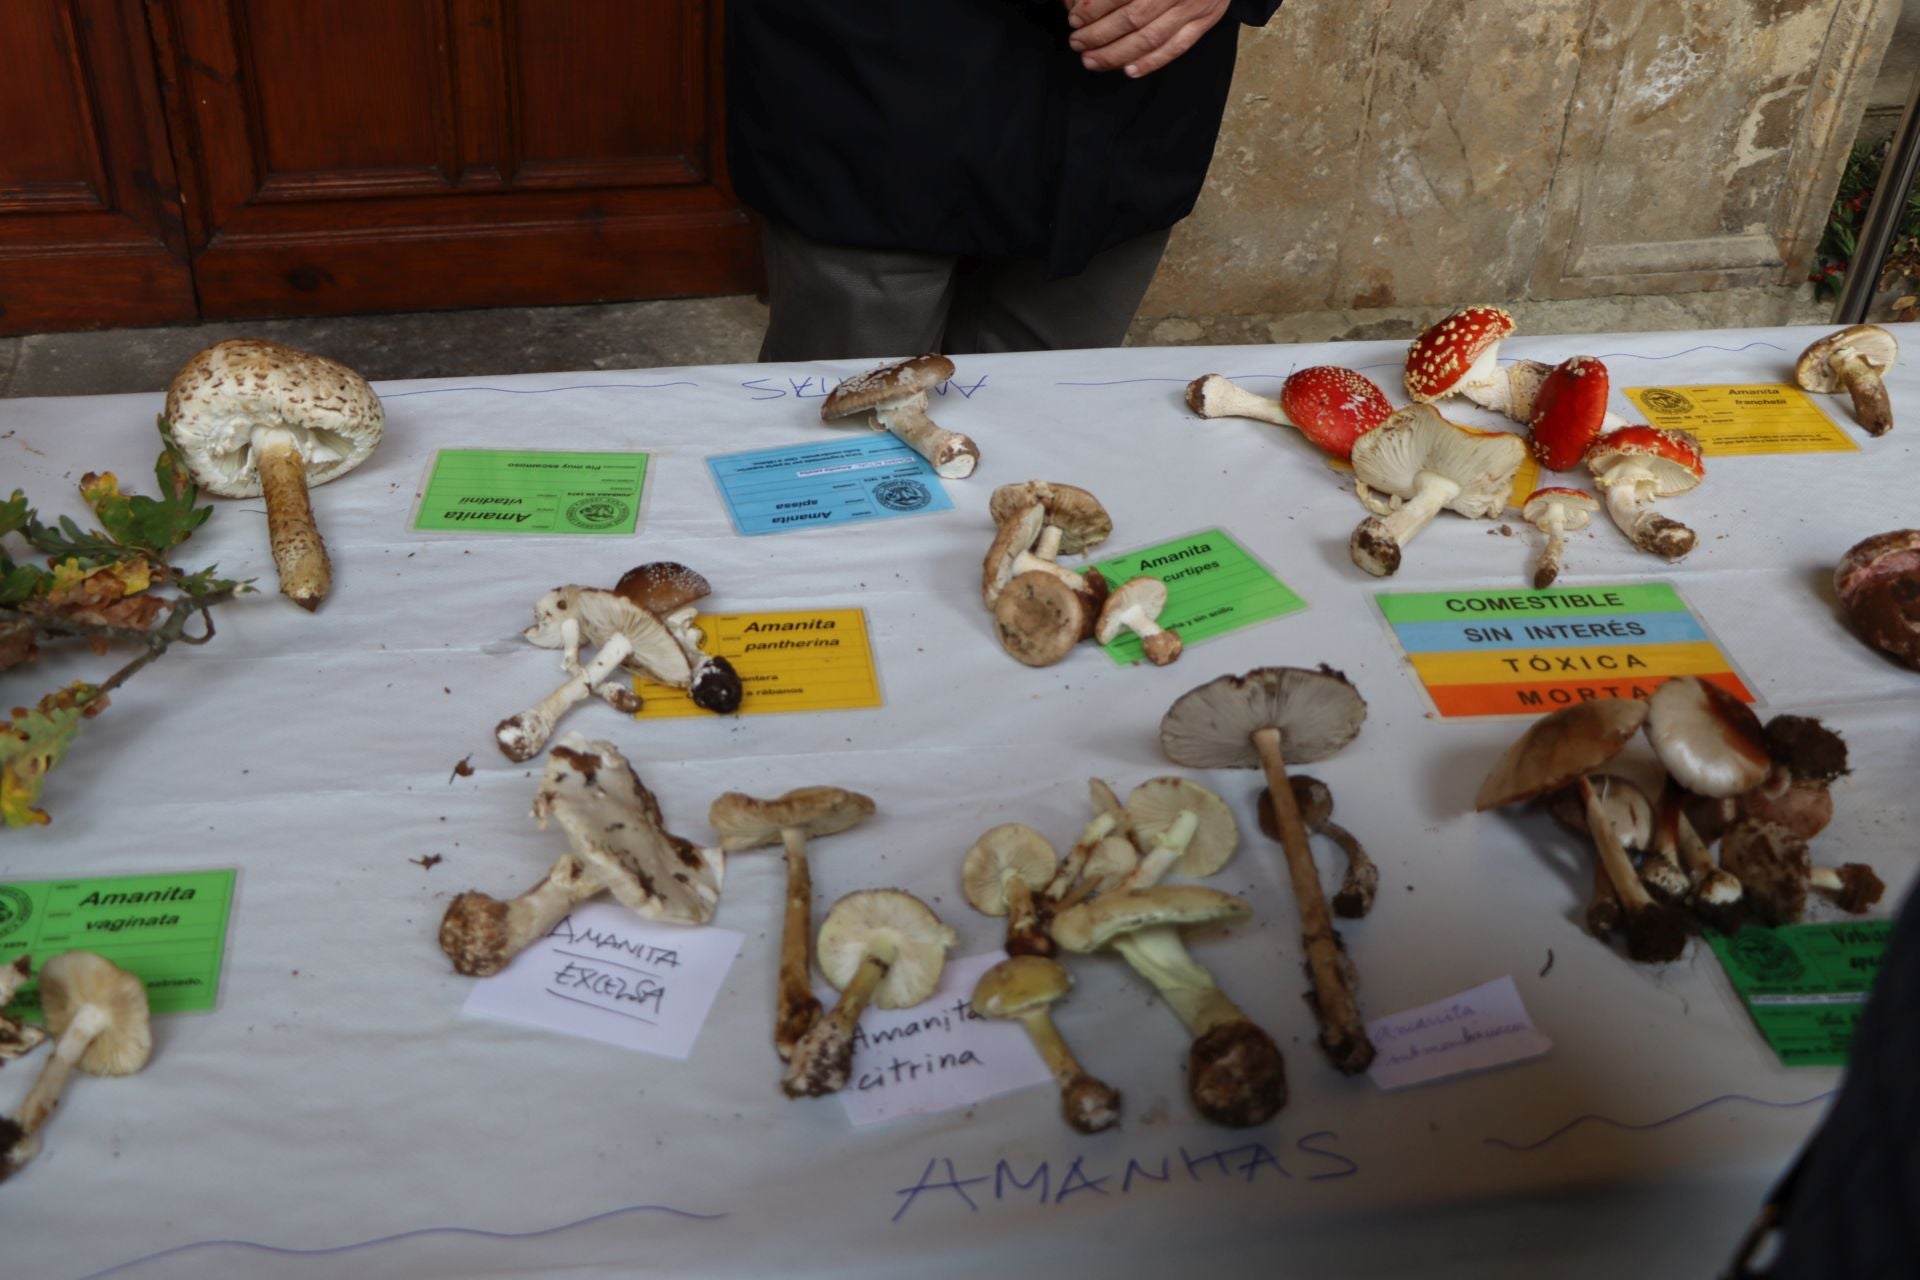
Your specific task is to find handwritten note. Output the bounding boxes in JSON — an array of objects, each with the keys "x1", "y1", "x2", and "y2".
[
  {"x1": 826, "y1": 952, "x2": 1055, "y2": 1127},
  {"x1": 462, "y1": 903, "x2": 742, "y2": 1059},
  {"x1": 1366, "y1": 975, "x2": 1552, "y2": 1090},
  {"x1": 706, "y1": 435, "x2": 953, "y2": 536}
]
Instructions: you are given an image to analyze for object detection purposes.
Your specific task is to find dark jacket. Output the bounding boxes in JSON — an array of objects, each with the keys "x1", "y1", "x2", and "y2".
[{"x1": 725, "y1": 1, "x2": 1284, "y2": 276}]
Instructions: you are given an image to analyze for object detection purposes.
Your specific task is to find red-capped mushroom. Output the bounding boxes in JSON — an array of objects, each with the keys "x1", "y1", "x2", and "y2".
[
  {"x1": 1586, "y1": 426, "x2": 1704, "y2": 559},
  {"x1": 1404, "y1": 306, "x2": 1516, "y2": 407},
  {"x1": 1521, "y1": 487, "x2": 1599, "y2": 589},
  {"x1": 1278, "y1": 366, "x2": 1394, "y2": 459},
  {"x1": 1528, "y1": 356, "x2": 1613, "y2": 471}
]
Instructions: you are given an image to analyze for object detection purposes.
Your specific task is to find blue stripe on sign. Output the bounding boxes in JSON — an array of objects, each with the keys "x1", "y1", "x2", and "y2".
[{"x1": 1391, "y1": 612, "x2": 1708, "y2": 653}]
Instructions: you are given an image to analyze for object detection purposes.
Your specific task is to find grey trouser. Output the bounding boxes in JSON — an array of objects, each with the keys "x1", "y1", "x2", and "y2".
[{"x1": 756, "y1": 220, "x2": 1173, "y2": 362}]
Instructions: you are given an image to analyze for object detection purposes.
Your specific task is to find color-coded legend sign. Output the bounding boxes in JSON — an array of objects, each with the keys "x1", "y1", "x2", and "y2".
[
  {"x1": 1622, "y1": 385, "x2": 1859, "y2": 455},
  {"x1": 414, "y1": 448, "x2": 648, "y2": 534},
  {"x1": 707, "y1": 435, "x2": 953, "y2": 535},
  {"x1": 632, "y1": 609, "x2": 882, "y2": 718},
  {"x1": 1375, "y1": 583, "x2": 1750, "y2": 717},
  {"x1": 0, "y1": 869, "x2": 236, "y2": 1017},
  {"x1": 1085, "y1": 528, "x2": 1306, "y2": 665},
  {"x1": 1708, "y1": 921, "x2": 1890, "y2": 1066}
]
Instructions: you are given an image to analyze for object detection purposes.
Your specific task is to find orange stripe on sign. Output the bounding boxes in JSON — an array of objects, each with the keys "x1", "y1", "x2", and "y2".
[{"x1": 1429, "y1": 671, "x2": 1754, "y2": 718}]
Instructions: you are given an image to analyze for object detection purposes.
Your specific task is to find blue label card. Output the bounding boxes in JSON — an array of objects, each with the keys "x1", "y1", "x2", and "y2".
[{"x1": 706, "y1": 435, "x2": 954, "y2": 536}]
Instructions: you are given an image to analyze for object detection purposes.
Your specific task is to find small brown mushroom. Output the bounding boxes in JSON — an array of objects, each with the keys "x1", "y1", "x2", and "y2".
[
  {"x1": 1796, "y1": 325, "x2": 1897, "y2": 436},
  {"x1": 993, "y1": 570, "x2": 1093, "y2": 667},
  {"x1": 782, "y1": 890, "x2": 957, "y2": 1098},
  {"x1": 1256, "y1": 777, "x2": 1377, "y2": 919},
  {"x1": 822, "y1": 354, "x2": 978, "y2": 477},
  {"x1": 709, "y1": 787, "x2": 877, "y2": 1061},
  {"x1": 1096, "y1": 578, "x2": 1183, "y2": 666},
  {"x1": 963, "y1": 824, "x2": 1060, "y2": 957},
  {"x1": 1720, "y1": 819, "x2": 1884, "y2": 925},
  {"x1": 971, "y1": 956, "x2": 1120, "y2": 1134}
]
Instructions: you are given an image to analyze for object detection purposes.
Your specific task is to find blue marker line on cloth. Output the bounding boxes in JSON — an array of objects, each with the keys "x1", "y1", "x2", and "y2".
[
  {"x1": 70, "y1": 1204, "x2": 728, "y2": 1280},
  {"x1": 1483, "y1": 1090, "x2": 1836, "y2": 1154},
  {"x1": 707, "y1": 434, "x2": 953, "y2": 536}
]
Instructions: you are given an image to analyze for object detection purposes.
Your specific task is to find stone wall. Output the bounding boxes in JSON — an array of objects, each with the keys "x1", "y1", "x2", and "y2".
[{"x1": 1137, "y1": 0, "x2": 1899, "y2": 341}]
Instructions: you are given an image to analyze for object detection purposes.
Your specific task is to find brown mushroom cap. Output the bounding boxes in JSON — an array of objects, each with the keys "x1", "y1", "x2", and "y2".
[
  {"x1": 708, "y1": 787, "x2": 875, "y2": 852},
  {"x1": 1795, "y1": 325, "x2": 1898, "y2": 394},
  {"x1": 1160, "y1": 666, "x2": 1367, "y2": 770},
  {"x1": 993, "y1": 571, "x2": 1092, "y2": 667},
  {"x1": 1644, "y1": 676, "x2": 1770, "y2": 799},
  {"x1": 1123, "y1": 777, "x2": 1239, "y2": 878},
  {"x1": 1475, "y1": 697, "x2": 1649, "y2": 810},
  {"x1": 963, "y1": 825, "x2": 1059, "y2": 915},
  {"x1": 982, "y1": 502, "x2": 1047, "y2": 607},
  {"x1": 987, "y1": 481, "x2": 1113, "y2": 555},
  {"x1": 816, "y1": 890, "x2": 957, "y2": 1010},
  {"x1": 38, "y1": 952, "x2": 152, "y2": 1077},
  {"x1": 970, "y1": 955, "x2": 1073, "y2": 1018},
  {"x1": 614, "y1": 562, "x2": 712, "y2": 615},
  {"x1": 820, "y1": 354, "x2": 955, "y2": 421}
]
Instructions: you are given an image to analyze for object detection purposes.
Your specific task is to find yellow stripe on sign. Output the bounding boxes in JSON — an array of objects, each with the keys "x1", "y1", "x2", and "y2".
[
  {"x1": 632, "y1": 608, "x2": 882, "y2": 718},
  {"x1": 1409, "y1": 640, "x2": 1735, "y2": 687}
]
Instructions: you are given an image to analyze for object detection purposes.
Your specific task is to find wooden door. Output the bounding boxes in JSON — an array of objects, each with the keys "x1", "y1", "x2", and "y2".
[
  {"x1": 0, "y1": 0, "x2": 198, "y2": 336},
  {"x1": 149, "y1": 0, "x2": 756, "y2": 320}
]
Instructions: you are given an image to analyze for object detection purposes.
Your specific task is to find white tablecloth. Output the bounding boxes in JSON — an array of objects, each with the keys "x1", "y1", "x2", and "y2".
[{"x1": 1, "y1": 327, "x2": 1913, "y2": 1279}]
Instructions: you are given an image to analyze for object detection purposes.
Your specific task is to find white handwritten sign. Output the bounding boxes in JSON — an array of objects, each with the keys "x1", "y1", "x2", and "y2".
[
  {"x1": 827, "y1": 951, "x2": 1055, "y2": 1128},
  {"x1": 462, "y1": 902, "x2": 743, "y2": 1060},
  {"x1": 1365, "y1": 975, "x2": 1552, "y2": 1090}
]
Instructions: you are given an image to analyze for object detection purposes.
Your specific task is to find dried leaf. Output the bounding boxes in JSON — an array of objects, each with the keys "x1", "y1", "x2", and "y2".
[{"x1": 0, "y1": 684, "x2": 102, "y2": 828}]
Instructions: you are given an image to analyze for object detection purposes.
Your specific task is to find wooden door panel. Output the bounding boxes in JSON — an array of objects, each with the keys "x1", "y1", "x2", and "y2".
[
  {"x1": 0, "y1": 0, "x2": 196, "y2": 334},
  {"x1": 157, "y1": 0, "x2": 755, "y2": 320}
]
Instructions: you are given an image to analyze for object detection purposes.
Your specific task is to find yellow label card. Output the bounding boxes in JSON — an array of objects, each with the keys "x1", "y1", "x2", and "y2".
[
  {"x1": 631, "y1": 609, "x2": 881, "y2": 718},
  {"x1": 1622, "y1": 385, "x2": 1859, "y2": 455}
]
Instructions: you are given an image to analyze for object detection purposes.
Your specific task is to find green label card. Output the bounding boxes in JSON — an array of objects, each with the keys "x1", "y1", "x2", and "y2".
[
  {"x1": 1708, "y1": 921, "x2": 1891, "y2": 1066},
  {"x1": 1086, "y1": 528, "x2": 1305, "y2": 665},
  {"x1": 413, "y1": 448, "x2": 647, "y2": 535},
  {"x1": 0, "y1": 870, "x2": 236, "y2": 1018}
]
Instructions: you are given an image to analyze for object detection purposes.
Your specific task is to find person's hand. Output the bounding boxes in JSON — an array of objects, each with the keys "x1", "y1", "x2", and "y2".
[{"x1": 1064, "y1": 0, "x2": 1233, "y2": 78}]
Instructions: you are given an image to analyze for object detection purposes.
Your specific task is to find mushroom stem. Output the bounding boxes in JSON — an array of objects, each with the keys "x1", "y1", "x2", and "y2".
[
  {"x1": 1533, "y1": 508, "x2": 1571, "y2": 590},
  {"x1": 1003, "y1": 875, "x2": 1053, "y2": 958},
  {"x1": 1033, "y1": 525, "x2": 1065, "y2": 561},
  {"x1": 1186, "y1": 374, "x2": 1291, "y2": 427},
  {"x1": 0, "y1": 956, "x2": 44, "y2": 1062},
  {"x1": 254, "y1": 426, "x2": 331, "y2": 610},
  {"x1": 782, "y1": 942, "x2": 893, "y2": 1098},
  {"x1": 1055, "y1": 836, "x2": 1137, "y2": 910},
  {"x1": 775, "y1": 827, "x2": 823, "y2": 1061},
  {"x1": 1106, "y1": 603, "x2": 1182, "y2": 666},
  {"x1": 1281, "y1": 777, "x2": 1378, "y2": 919},
  {"x1": 1350, "y1": 473, "x2": 1463, "y2": 578},
  {"x1": 1578, "y1": 775, "x2": 1687, "y2": 962},
  {"x1": 1640, "y1": 785, "x2": 1691, "y2": 903},
  {"x1": 10, "y1": 1003, "x2": 108, "y2": 1142},
  {"x1": 1808, "y1": 864, "x2": 1886, "y2": 914},
  {"x1": 876, "y1": 399, "x2": 977, "y2": 479},
  {"x1": 1120, "y1": 809, "x2": 1200, "y2": 892},
  {"x1": 1832, "y1": 350, "x2": 1893, "y2": 436},
  {"x1": 1045, "y1": 812, "x2": 1116, "y2": 906},
  {"x1": 1600, "y1": 480, "x2": 1695, "y2": 559},
  {"x1": 1251, "y1": 727, "x2": 1373, "y2": 1074},
  {"x1": 439, "y1": 854, "x2": 603, "y2": 976},
  {"x1": 555, "y1": 617, "x2": 642, "y2": 713},
  {"x1": 496, "y1": 632, "x2": 636, "y2": 761},
  {"x1": 1585, "y1": 855, "x2": 1622, "y2": 938},
  {"x1": 1460, "y1": 358, "x2": 1553, "y2": 422},
  {"x1": 1016, "y1": 1009, "x2": 1120, "y2": 1134}
]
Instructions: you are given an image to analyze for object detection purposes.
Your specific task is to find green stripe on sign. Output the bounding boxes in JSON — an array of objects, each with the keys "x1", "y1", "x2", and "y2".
[{"x1": 1376, "y1": 583, "x2": 1686, "y2": 625}]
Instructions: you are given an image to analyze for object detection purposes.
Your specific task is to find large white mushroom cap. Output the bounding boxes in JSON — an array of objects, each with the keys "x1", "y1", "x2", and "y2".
[
  {"x1": 1351, "y1": 404, "x2": 1527, "y2": 519},
  {"x1": 165, "y1": 339, "x2": 384, "y2": 498}
]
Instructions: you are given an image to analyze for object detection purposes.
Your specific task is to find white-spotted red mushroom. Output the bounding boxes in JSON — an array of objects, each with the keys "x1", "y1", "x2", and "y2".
[
  {"x1": 1185, "y1": 368, "x2": 1393, "y2": 460},
  {"x1": 1521, "y1": 487, "x2": 1599, "y2": 589},
  {"x1": 1586, "y1": 426, "x2": 1704, "y2": 560},
  {"x1": 1161, "y1": 666, "x2": 1375, "y2": 1073},
  {"x1": 971, "y1": 955, "x2": 1120, "y2": 1134},
  {"x1": 613, "y1": 563, "x2": 743, "y2": 713},
  {"x1": 963, "y1": 824, "x2": 1060, "y2": 957},
  {"x1": 1348, "y1": 405, "x2": 1528, "y2": 577},
  {"x1": 782, "y1": 890, "x2": 957, "y2": 1098},
  {"x1": 0, "y1": 955, "x2": 46, "y2": 1062},
  {"x1": 1477, "y1": 699, "x2": 1690, "y2": 963},
  {"x1": 709, "y1": 787, "x2": 877, "y2": 1061},
  {"x1": 1096, "y1": 577, "x2": 1183, "y2": 666},
  {"x1": 165, "y1": 339, "x2": 384, "y2": 610},
  {"x1": 1528, "y1": 356, "x2": 1615, "y2": 471},
  {"x1": 1834, "y1": 530, "x2": 1920, "y2": 672},
  {"x1": 822, "y1": 354, "x2": 977, "y2": 477},
  {"x1": 1404, "y1": 306, "x2": 1516, "y2": 409},
  {"x1": 1796, "y1": 325, "x2": 1897, "y2": 436},
  {"x1": 2, "y1": 951, "x2": 150, "y2": 1181},
  {"x1": 1052, "y1": 883, "x2": 1284, "y2": 1127}
]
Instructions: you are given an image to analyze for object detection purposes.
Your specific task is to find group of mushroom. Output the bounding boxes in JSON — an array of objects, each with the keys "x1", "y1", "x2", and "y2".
[
  {"x1": 982, "y1": 480, "x2": 1183, "y2": 668},
  {"x1": 1477, "y1": 678, "x2": 1884, "y2": 964},
  {"x1": 1191, "y1": 311, "x2": 1902, "y2": 590},
  {"x1": 496, "y1": 562, "x2": 744, "y2": 761},
  {"x1": 0, "y1": 951, "x2": 153, "y2": 1184}
]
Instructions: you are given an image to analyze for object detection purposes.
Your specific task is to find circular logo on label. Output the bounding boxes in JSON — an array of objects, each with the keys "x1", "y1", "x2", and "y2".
[
  {"x1": 1729, "y1": 929, "x2": 1803, "y2": 983},
  {"x1": 872, "y1": 479, "x2": 932, "y2": 512},
  {"x1": 0, "y1": 886, "x2": 31, "y2": 940},
  {"x1": 565, "y1": 497, "x2": 630, "y2": 530},
  {"x1": 1640, "y1": 388, "x2": 1694, "y2": 416}
]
